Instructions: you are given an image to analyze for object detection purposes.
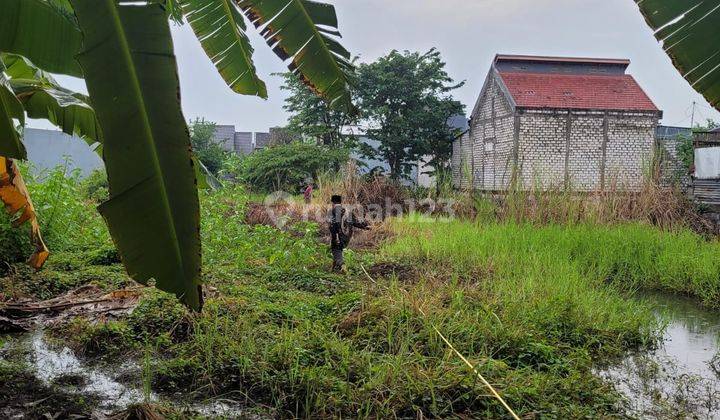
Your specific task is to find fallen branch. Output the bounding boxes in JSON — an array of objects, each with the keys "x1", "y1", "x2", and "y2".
[{"x1": 0, "y1": 286, "x2": 142, "y2": 330}]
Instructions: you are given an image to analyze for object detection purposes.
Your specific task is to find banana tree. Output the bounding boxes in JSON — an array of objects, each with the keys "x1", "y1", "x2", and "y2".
[
  {"x1": 635, "y1": 0, "x2": 720, "y2": 111},
  {"x1": 0, "y1": 53, "x2": 98, "y2": 269},
  {"x1": 1, "y1": 0, "x2": 354, "y2": 311}
]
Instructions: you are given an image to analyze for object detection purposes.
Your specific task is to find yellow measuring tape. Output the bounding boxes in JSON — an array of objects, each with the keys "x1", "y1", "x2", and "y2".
[
  {"x1": 417, "y1": 305, "x2": 520, "y2": 420},
  {"x1": 360, "y1": 265, "x2": 520, "y2": 420}
]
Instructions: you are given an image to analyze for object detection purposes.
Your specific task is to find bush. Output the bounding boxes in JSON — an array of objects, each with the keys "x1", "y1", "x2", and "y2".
[
  {"x1": 190, "y1": 118, "x2": 230, "y2": 175},
  {"x1": 0, "y1": 211, "x2": 30, "y2": 268},
  {"x1": 237, "y1": 142, "x2": 350, "y2": 192},
  {"x1": 23, "y1": 164, "x2": 111, "y2": 252},
  {"x1": 80, "y1": 169, "x2": 108, "y2": 203}
]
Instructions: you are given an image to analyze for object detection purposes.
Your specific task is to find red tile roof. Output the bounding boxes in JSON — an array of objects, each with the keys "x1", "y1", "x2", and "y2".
[{"x1": 498, "y1": 71, "x2": 659, "y2": 112}]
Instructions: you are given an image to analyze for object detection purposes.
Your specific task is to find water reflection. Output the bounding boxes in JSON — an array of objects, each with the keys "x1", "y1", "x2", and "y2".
[{"x1": 599, "y1": 292, "x2": 720, "y2": 418}]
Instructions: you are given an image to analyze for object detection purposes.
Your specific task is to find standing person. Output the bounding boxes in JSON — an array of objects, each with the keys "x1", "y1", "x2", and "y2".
[
  {"x1": 304, "y1": 183, "x2": 314, "y2": 204},
  {"x1": 328, "y1": 195, "x2": 369, "y2": 272}
]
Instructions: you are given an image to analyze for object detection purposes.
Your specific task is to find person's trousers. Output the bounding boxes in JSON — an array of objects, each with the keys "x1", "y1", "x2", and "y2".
[{"x1": 331, "y1": 248, "x2": 344, "y2": 270}]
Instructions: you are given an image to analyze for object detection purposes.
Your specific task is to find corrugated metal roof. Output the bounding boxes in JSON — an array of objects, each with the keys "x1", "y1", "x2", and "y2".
[{"x1": 447, "y1": 114, "x2": 469, "y2": 131}]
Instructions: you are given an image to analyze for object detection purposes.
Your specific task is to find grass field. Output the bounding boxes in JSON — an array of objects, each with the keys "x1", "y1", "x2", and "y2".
[{"x1": 3, "y1": 175, "x2": 720, "y2": 417}]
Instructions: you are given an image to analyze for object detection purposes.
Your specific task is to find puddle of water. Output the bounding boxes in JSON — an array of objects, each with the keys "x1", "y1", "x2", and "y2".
[
  {"x1": 27, "y1": 331, "x2": 152, "y2": 411},
  {"x1": 599, "y1": 292, "x2": 720, "y2": 418},
  {"x1": 6, "y1": 331, "x2": 265, "y2": 417}
]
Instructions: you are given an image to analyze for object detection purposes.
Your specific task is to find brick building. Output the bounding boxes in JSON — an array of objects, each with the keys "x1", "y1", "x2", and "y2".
[{"x1": 453, "y1": 55, "x2": 663, "y2": 191}]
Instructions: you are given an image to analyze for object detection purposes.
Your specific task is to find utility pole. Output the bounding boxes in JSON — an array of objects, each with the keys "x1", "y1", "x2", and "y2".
[{"x1": 690, "y1": 101, "x2": 697, "y2": 128}]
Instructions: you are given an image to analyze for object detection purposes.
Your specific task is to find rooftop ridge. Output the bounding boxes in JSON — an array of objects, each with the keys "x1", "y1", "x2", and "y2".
[{"x1": 495, "y1": 54, "x2": 631, "y2": 66}]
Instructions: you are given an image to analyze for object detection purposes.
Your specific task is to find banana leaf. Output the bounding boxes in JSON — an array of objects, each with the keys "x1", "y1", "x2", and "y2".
[
  {"x1": 635, "y1": 0, "x2": 720, "y2": 111},
  {"x1": 1, "y1": 53, "x2": 101, "y2": 148},
  {"x1": 70, "y1": 0, "x2": 203, "y2": 310},
  {"x1": 13, "y1": 81, "x2": 102, "y2": 148},
  {"x1": 0, "y1": 156, "x2": 49, "y2": 269},
  {"x1": 2, "y1": 54, "x2": 58, "y2": 83},
  {"x1": 237, "y1": 0, "x2": 354, "y2": 112},
  {"x1": 0, "y1": 60, "x2": 26, "y2": 160},
  {"x1": 180, "y1": 0, "x2": 268, "y2": 97},
  {"x1": 3, "y1": 53, "x2": 215, "y2": 191},
  {"x1": 0, "y1": 0, "x2": 83, "y2": 77}
]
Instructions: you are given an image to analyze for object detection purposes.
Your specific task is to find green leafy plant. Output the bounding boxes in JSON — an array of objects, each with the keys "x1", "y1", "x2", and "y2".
[
  {"x1": 677, "y1": 134, "x2": 695, "y2": 170},
  {"x1": 17, "y1": 162, "x2": 110, "y2": 252},
  {"x1": 189, "y1": 118, "x2": 229, "y2": 175},
  {"x1": 80, "y1": 169, "x2": 108, "y2": 204}
]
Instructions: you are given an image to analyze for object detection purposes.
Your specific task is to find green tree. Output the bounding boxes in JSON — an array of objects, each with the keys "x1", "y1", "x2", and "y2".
[
  {"x1": 694, "y1": 119, "x2": 718, "y2": 131},
  {"x1": 0, "y1": 0, "x2": 354, "y2": 310},
  {"x1": 189, "y1": 118, "x2": 227, "y2": 175},
  {"x1": 279, "y1": 72, "x2": 357, "y2": 146},
  {"x1": 356, "y1": 49, "x2": 464, "y2": 180},
  {"x1": 239, "y1": 142, "x2": 349, "y2": 192}
]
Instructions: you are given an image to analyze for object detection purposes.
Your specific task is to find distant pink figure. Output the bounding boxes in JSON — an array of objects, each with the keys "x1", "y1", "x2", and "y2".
[{"x1": 303, "y1": 184, "x2": 314, "y2": 204}]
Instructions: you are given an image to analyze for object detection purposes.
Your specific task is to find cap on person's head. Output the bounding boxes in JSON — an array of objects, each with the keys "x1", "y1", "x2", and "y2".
[{"x1": 331, "y1": 195, "x2": 342, "y2": 204}]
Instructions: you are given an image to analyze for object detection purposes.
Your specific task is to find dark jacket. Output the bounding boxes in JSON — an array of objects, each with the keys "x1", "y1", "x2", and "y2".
[{"x1": 328, "y1": 204, "x2": 369, "y2": 250}]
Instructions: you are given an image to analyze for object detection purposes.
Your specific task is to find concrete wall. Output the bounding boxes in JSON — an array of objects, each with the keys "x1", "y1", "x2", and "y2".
[
  {"x1": 604, "y1": 113, "x2": 658, "y2": 190},
  {"x1": 255, "y1": 132, "x2": 270, "y2": 149},
  {"x1": 234, "y1": 132, "x2": 253, "y2": 155},
  {"x1": 23, "y1": 128, "x2": 103, "y2": 177},
  {"x1": 213, "y1": 125, "x2": 236, "y2": 153},
  {"x1": 518, "y1": 111, "x2": 573, "y2": 189},
  {"x1": 452, "y1": 131, "x2": 471, "y2": 188},
  {"x1": 211, "y1": 126, "x2": 269, "y2": 155}
]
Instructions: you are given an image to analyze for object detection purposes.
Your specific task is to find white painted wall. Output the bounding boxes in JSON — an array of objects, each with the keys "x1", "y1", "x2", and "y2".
[
  {"x1": 695, "y1": 147, "x2": 720, "y2": 179},
  {"x1": 23, "y1": 128, "x2": 103, "y2": 178}
]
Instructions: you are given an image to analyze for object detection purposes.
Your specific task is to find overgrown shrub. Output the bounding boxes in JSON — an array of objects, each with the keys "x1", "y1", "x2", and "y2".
[
  {"x1": 190, "y1": 118, "x2": 231, "y2": 175},
  {"x1": 316, "y1": 161, "x2": 407, "y2": 215},
  {"x1": 0, "y1": 210, "x2": 30, "y2": 269},
  {"x1": 23, "y1": 164, "x2": 111, "y2": 252},
  {"x1": 80, "y1": 169, "x2": 108, "y2": 203},
  {"x1": 677, "y1": 133, "x2": 695, "y2": 170},
  {"x1": 237, "y1": 142, "x2": 350, "y2": 192}
]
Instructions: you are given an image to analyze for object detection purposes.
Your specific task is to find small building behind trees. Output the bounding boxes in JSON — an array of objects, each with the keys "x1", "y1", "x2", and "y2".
[{"x1": 453, "y1": 54, "x2": 662, "y2": 191}]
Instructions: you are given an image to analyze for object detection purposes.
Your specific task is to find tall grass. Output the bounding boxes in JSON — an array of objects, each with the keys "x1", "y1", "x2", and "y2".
[
  {"x1": 384, "y1": 217, "x2": 720, "y2": 307},
  {"x1": 448, "y1": 178, "x2": 713, "y2": 235},
  {"x1": 315, "y1": 161, "x2": 406, "y2": 209}
]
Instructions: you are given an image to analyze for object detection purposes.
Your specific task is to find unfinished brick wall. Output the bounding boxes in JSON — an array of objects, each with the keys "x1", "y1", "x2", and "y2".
[
  {"x1": 517, "y1": 110, "x2": 657, "y2": 191},
  {"x1": 518, "y1": 111, "x2": 570, "y2": 189},
  {"x1": 465, "y1": 72, "x2": 516, "y2": 190},
  {"x1": 604, "y1": 113, "x2": 658, "y2": 190}
]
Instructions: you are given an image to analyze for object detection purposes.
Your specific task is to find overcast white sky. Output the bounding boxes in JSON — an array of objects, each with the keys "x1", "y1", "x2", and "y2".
[{"x1": 34, "y1": 0, "x2": 720, "y2": 133}]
